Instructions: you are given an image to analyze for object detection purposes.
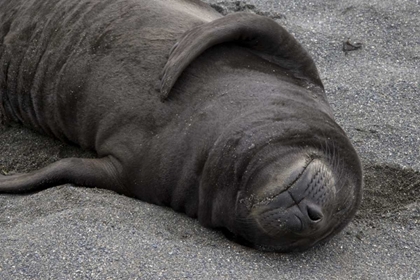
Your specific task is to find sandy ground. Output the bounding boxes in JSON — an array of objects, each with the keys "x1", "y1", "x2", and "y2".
[{"x1": 0, "y1": 0, "x2": 419, "y2": 279}]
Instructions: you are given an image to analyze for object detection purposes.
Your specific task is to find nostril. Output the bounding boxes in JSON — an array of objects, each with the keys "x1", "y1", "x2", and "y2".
[{"x1": 307, "y1": 204, "x2": 323, "y2": 222}]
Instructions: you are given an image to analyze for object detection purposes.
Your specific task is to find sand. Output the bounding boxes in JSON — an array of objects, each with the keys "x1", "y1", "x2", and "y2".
[{"x1": 0, "y1": 0, "x2": 419, "y2": 279}]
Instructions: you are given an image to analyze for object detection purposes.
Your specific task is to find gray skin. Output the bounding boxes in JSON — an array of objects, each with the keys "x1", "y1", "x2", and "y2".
[{"x1": 0, "y1": 0, "x2": 362, "y2": 252}]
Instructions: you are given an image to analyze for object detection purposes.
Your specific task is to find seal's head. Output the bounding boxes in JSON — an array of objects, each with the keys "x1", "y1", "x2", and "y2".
[
  {"x1": 200, "y1": 121, "x2": 362, "y2": 252},
  {"x1": 231, "y1": 143, "x2": 362, "y2": 252}
]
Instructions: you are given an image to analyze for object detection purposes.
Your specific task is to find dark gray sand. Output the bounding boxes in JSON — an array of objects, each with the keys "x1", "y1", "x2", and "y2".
[{"x1": 1, "y1": 0, "x2": 419, "y2": 279}]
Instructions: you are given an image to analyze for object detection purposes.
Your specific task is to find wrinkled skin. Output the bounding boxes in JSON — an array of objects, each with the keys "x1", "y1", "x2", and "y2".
[{"x1": 0, "y1": 0, "x2": 362, "y2": 252}]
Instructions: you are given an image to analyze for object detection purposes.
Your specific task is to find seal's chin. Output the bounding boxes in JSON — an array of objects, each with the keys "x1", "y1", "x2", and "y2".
[{"x1": 235, "y1": 152, "x2": 344, "y2": 252}]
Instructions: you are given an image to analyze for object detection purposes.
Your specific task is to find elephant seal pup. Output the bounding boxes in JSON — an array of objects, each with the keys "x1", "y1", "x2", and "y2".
[{"x1": 0, "y1": 0, "x2": 362, "y2": 252}]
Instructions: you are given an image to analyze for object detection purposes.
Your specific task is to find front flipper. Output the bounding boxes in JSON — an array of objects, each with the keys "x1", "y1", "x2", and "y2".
[
  {"x1": 0, "y1": 157, "x2": 127, "y2": 195},
  {"x1": 160, "y1": 12, "x2": 323, "y2": 100}
]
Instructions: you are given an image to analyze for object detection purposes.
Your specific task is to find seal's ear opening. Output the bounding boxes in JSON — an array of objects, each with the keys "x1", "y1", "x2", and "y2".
[{"x1": 160, "y1": 12, "x2": 323, "y2": 101}]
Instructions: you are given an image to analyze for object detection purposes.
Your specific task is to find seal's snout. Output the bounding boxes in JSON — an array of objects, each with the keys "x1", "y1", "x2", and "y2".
[
  {"x1": 243, "y1": 155, "x2": 339, "y2": 250},
  {"x1": 281, "y1": 158, "x2": 336, "y2": 235}
]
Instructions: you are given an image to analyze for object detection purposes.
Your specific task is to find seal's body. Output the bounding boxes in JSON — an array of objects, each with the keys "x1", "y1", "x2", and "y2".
[{"x1": 0, "y1": 0, "x2": 362, "y2": 252}]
